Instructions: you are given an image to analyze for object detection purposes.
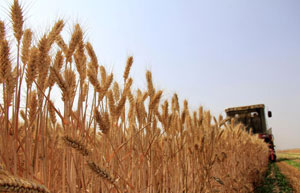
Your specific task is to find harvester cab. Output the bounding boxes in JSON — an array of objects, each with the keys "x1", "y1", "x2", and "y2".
[{"x1": 225, "y1": 104, "x2": 276, "y2": 162}]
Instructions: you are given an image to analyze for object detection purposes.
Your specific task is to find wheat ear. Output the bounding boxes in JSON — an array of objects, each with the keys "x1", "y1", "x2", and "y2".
[
  {"x1": 0, "y1": 40, "x2": 12, "y2": 82},
  {"x1": 62, "y1": 135, "x2": 89, "y2": 156},
  {"x1": 47, "y1": 20, "x2": 64, "y2": 46},
  {"x1": 94, "y1": 110, "x2": 110, "y2": 134},
  {"x1": 86, "y1": 160, "x2": 115, "y2": 184},
  {"x1": 146, "y1": 70, "x2": 154, "y2": 97},
  {"x1": 0, "y1": 21, "x2": 6, "y2": 41},
  {"x1": 21, "y1": 29, "x2": 32, "y2": 65},
  {"x1": 0, "y1": 169, "x2": 50, "y2": 193},
  {"x1": 10, "y1": 0, "x2": 24, "y2": 42},
  {"x1": 86, "y1": 42, "x2": 98, "y2": 72},
  {"x1": 66, "y1": 24, "x2": 81, "y2": 63},
  {"x1": 123, "y1": 56, "x2": 133, "y2": 82}
]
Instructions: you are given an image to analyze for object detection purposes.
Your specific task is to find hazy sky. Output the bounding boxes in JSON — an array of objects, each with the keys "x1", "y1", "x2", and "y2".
[{"x1": 1, "y1": 0, "x2": 299, "y2": 150}]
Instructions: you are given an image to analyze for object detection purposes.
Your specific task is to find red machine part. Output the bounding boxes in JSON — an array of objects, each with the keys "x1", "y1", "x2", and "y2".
[{"x1": 258, "y1": 134, "x2": 276, "y2": 162}]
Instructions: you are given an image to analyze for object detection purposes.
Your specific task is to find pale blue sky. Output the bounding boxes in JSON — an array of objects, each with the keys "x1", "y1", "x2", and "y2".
[{"x1": 1, "y1": 0, "x2": 299, "y2": 149}]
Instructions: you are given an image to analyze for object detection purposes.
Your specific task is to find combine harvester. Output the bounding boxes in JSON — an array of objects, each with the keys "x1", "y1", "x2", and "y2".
[{"x1": 225, "y1": 104, "x2": 277, "y2": 162}]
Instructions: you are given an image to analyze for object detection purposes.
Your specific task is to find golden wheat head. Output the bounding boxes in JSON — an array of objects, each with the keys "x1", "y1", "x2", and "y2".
[{"x1": 62, "y1": 135, "x2": 89, "y2": 156}]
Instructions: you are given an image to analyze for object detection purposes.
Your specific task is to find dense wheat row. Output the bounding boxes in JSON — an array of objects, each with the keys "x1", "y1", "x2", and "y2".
[{"x1": 0, "y1": 1, "x2": 269, "y2": 192}]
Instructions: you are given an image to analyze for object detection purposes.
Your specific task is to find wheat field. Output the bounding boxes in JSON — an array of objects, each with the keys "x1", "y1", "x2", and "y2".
[{"x1": 0, "y1": 1, "x2": 270, "y2": 193}]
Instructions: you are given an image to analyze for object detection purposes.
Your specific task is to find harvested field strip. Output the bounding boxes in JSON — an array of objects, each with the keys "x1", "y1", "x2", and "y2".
[
  {"x1": 277, "y1": 162, "x2": 300, "y2": 193},
  {"x1": 278, "y1": 149, "x2": 300, "y2": 154},
  {"x1": 285, "y1": 160, "x2": 300, "y2": 170},
  {"x1": 277, "y1": 153, "x2": 300, "y2": 160},
  {"x1": 295, "y1": 160, "x2": 300, "y2": 164},
  {"x1": 255, "y1": 163, "x2": 293, "y2": 193}
]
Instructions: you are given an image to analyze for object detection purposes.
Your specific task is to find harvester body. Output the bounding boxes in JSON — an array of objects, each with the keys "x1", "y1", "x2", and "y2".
[{"x1": 225, "y1": 104, "x2": 276, "y2": 162}]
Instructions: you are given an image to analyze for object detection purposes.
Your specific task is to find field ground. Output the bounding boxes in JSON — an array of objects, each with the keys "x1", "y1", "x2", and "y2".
[
  {"x1": 276, "y1": 149, "x2": 300, "y2": 192},
  {"x1": 254, "y1": 163, "x2": 293, "y2": 193},
  {"x1": 255, "y1": 149, "x2": 300, "y2": 193}
]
